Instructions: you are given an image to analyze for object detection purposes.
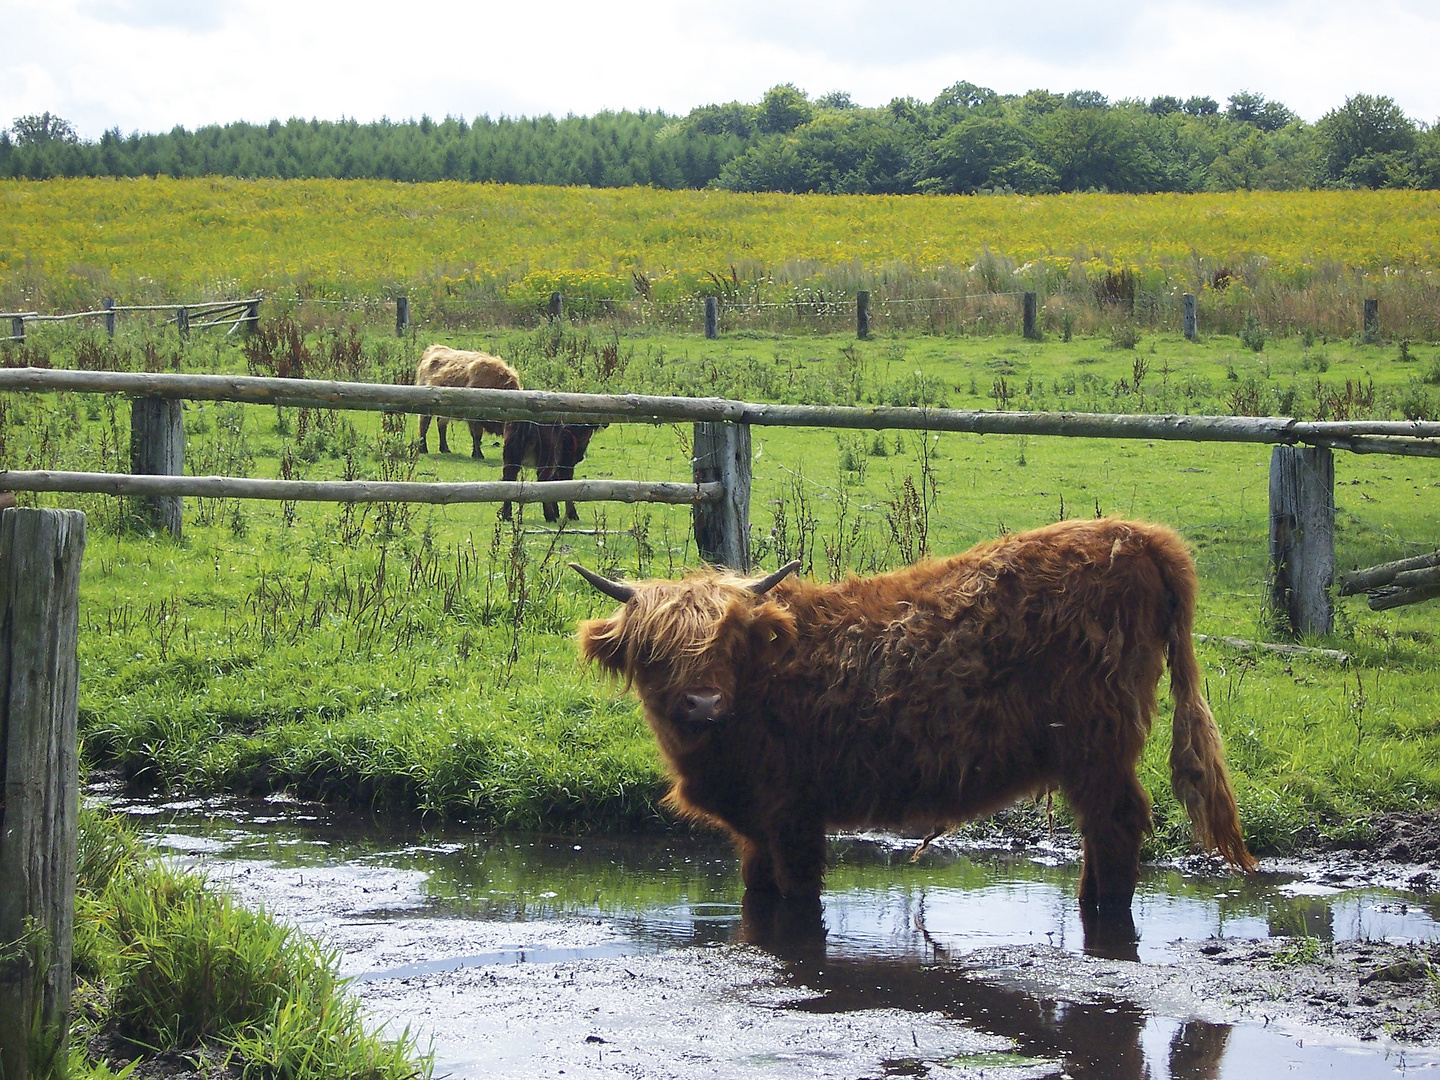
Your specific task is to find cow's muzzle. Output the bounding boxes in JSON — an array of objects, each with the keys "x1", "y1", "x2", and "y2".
[{"x1": 675, "y1": 689, "x2": 727, "y2": 725}]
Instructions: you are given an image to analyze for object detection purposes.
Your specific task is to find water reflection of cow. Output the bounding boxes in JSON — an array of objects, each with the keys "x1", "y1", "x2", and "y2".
[
  {"x1": 575, "y1": 518, "x2": 1255, "y2": 914},
  {"x1": 737, "y1": 891, "x2": 1232, "y2": 1080},
  {"x1": 500, "y1": 421, "x2": 604, "y2": 523}
]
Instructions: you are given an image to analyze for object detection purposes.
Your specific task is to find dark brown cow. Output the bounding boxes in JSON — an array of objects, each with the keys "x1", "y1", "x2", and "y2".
[
  {"x1": 414, "y1": 345, "x2": 521, "y2": 459},
  {"x1": 575, "y1": 518, "x2": 1254, "y2": 913},
  {"x1": 500, "y1": 422, "x2": 603, "y2": 523}
]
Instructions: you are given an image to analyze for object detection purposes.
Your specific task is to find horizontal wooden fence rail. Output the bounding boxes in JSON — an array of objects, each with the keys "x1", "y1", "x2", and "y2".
[
  {"x1": 0, "y1": 471, "x2": 722, "y2": 508},
  {"x1": 3, "y1": 368, "x2": 1440, "y2": 453}
]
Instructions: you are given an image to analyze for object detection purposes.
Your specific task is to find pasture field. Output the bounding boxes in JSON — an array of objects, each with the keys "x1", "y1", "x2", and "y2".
[
  {"x1": 3, "y1": 180, "x2": 1440, "y2": 340},
  {"x1": 4, "y1": 316, "x2": 1440, "y2": 858}
]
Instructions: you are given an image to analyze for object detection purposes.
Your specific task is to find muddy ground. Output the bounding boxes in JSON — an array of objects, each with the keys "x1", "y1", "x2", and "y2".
[{"x1": 89, "y1": 808, "x2": 1440, "y2": 1079}]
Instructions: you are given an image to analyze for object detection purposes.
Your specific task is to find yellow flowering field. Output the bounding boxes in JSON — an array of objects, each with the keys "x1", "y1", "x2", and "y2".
[{"x1": 2, "y1": 178, "x2": 1439, "y2": 305}]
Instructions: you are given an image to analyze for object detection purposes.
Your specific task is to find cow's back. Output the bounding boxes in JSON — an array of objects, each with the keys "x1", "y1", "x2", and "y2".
[
  {"x1": 754, "y1": 518, "x2": 1185, "y2": 828},
  {"x1": 416, "y1": 346, "x2": 519, "y2": 390}
]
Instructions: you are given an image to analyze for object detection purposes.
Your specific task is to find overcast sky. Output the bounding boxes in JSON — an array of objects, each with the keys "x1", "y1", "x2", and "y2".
[{"x1": 3, "y1": 0, "x2": 1438, "y2": 139}]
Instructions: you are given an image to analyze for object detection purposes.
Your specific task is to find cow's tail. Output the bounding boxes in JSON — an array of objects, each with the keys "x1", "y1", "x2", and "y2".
[{"x1": 1160, "y1": 541, "x2": 1257, "y2": 873}]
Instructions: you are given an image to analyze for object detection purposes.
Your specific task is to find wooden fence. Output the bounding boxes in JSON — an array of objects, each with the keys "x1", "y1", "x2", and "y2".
[
  {"x1": 9, "y1": 292, "x2": 1392, "y2": 344},
  {"x1": 3, "y1": 298, "x2": 262, "y2": 343},
  {"x1": 1, "y1": 365, "x2": 1437, "y2": 622}
]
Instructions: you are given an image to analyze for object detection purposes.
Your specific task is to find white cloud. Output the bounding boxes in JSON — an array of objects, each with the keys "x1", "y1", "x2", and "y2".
[{"x1": 2, "y1": 0, "x2": 1438, "y2": 138}]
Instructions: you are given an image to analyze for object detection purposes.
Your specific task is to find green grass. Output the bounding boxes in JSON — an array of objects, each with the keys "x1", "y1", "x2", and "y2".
[
  {"x1": 66, "y1": 808, "x2": 430, "y2": 1080},
  {"x1": 5, "y1": 317, "x2": 1440, "y2": 855}
]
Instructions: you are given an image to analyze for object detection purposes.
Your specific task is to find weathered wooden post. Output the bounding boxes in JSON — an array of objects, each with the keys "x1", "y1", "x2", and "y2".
[
  {"x1": 0, "y1": 507, "x2": 86, "y2": 1080},
  {"x1": 1022, "y1": 292, "x2": 1038, "y2": 340},
  {"x1": 130, "y1": 397, "x2": 185, "y2": 539},
  {"x1": 692, "y1": 422, "x2": 751, "y2": 571},
  {"x1": 10, "y1": 316, "x2": 23, "y2": 343},
  {"x1": 103, "y1": 297, "x2": 116, "y2": 339},
  {"x1": 856, "y1": 290, "x2": 871, "y2": 340},
  {"x1": 704, "y1": 296, "x2": 719, "y2": 340},
  {"x1": 1269, "y1": 446, "x2": 1334, "y2": 636},
  {"x1": 548, "y1": 292, "x2": 564, "y2": 322},
  {"x1": 1363, "y1": 298, "x2": 1378, "y2": 343},
  {"x1": 1183, "y1": 293, "x2": 1198, "y2": 341},
  {"x1": 176, "y1": 307, "x2": 189, "y2": 341},
  {"x1": 395, "y1": 296, "x2": 409, "y2": 337},
  {"x1": 243, "y1": 298, "x2": 260, "y2": 336}
]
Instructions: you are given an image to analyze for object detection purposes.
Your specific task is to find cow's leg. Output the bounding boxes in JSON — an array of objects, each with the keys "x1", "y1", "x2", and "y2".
[
  {"x1": 766, "y1": 813, "x2": 827, "y2": 900},
  {"x1": 538, "y1": 464, "x2": 560, "y2": 523},
  {"x1": 1066, "y1": 768, "x2": 1152, "y2": 912},
  {"x1": 739, "y1": 836, "x2": 778, "y2": 892},
  {"x1": 418, "y1": 414, "x2": 432, "y2": 453},
  {"x1": 500, "y1": 458, "x2": 520, "y2": 521},
  {"x1": 437, "y1": 418, "x2": 452, "y2": 455},
  {"x1": 468, "y1": 420, "x2": 485, "y2": 460},
  {"x1": 554, "y1": 463, "x2": 578, "y2": 520}
]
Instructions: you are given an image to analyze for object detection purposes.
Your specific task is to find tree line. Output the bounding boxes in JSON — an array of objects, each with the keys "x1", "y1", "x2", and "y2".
[{"x1": 4, "y1": 84, "x2": 1437, "y2": 193}]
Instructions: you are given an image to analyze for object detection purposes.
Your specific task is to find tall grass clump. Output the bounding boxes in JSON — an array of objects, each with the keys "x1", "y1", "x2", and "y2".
[{"x1": 70, "y1": 809, "x2": 430, "y2": 1080}]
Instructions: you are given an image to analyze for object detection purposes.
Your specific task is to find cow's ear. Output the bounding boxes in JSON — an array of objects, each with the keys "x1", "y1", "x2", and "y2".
[
  {"x1": 749, "y1": 601, "x2": 797, "y2": 650},
  {"x1": 577, "y1": 616, "x2": 626, "y2": 674}
]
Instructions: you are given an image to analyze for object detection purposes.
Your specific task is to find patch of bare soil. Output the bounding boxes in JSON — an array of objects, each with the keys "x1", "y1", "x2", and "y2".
[
  {"x1": 969, "y1": 937, "x2": 1440, "y2": 1048},
  {"x1": 1352, "y1": 810, "x2": 1440, "y2": 874}
]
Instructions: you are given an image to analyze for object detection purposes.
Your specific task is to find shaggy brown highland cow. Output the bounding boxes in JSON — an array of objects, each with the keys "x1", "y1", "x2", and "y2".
[
  {"x1": 414, "y1": 345, "x2": 521, "y2": 458},
  {"x1": 575, "y1": 517, "x2": 1254, "y2": 912}
]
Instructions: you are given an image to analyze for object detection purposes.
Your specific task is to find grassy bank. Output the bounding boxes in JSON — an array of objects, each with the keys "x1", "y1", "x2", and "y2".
[
  {"x1": 62, "y1": 808, "x2": 430, "y2": 1080},
  {"x1": 4, "y1": 319, "x2": 1440, "y2": 856}
]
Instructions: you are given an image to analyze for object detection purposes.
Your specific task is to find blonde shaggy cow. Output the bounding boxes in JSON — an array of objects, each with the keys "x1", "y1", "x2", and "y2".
[
  {"x1": 575, "y1": 518, "x2": 1255, "y2": 913},
  {"x1": 414, "y1": 345, "x2": 521, "y2": 459}
]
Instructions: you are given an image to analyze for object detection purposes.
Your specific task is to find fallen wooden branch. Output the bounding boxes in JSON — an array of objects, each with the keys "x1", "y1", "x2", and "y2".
[
  {"x1": 1193, "y1": 633, "x2": 1350, "y2": 664},
  {"x1": 1367, "y1": 583, "x2": 1440, "y2": 611},
  {"x1": 1340, "y1": 550, "x2": 1440, "y2": 595}
]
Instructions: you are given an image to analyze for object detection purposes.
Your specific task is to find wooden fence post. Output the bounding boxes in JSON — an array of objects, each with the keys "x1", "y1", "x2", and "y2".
[
  {"x1": 0, "y1": 507, "x2": 86, "y2": 1080},
  {"x1": 1183, "y1": 293, "x2": 1198, "y2": 341},
  {"x1": 1269, "y1": 445, "x2": 1334, "y2": 636},
  {"x1": 103, "y1": 298, "x2": 115, "y2": 339},
  {"x1": 857, "y1": 291, "x2": 870, "y2": 340},
  {"x1": 1022, "y1": 292, "x2": 1038, "y2": 340},
  {"x1": 130, "y1": 397, "x2": 184, "y2": 539},
  {"x1": 244, "y1": 298, "x2": 260, "y2": 336},
  {"x1": 692, "y1": 422, "x2": 751, "y2": 571},
  {"x1": 549, "y1": 292, "x2": 563, "y2": 322},
  {"x1": 10, "y1": 316, "x2": 23, "y2": 343},
  {"x1": 395, "y1": 296, "x2": 409, "y2": 338},
  {"x1": 1363, "y1": 298, "x2": 1378, "y2": 343},
  {"x1": 704, "y1": 296, "x2": 718, "y2": 340},
  {"x1": 176, "y1": 307, "x2": 189, "y2": 341}
]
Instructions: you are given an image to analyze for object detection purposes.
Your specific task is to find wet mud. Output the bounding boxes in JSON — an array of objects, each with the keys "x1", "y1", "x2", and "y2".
[{"x1": 103, "y1": 790, "x2": 1440, "y2": 1079}]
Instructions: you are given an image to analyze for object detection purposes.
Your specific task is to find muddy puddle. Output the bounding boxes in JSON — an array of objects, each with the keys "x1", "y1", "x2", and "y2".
[{"x1": 101, "y1": 786, "x2": 1440, "y2": 1079}]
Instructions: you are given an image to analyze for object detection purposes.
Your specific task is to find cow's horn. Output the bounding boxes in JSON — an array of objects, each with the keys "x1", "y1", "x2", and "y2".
[
  {"x1": 570, "y1": 562, "x2": 635, "y2": 603},
  {"x1": 750, "y1": 560, "x2": 801, "y2": 595}
]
